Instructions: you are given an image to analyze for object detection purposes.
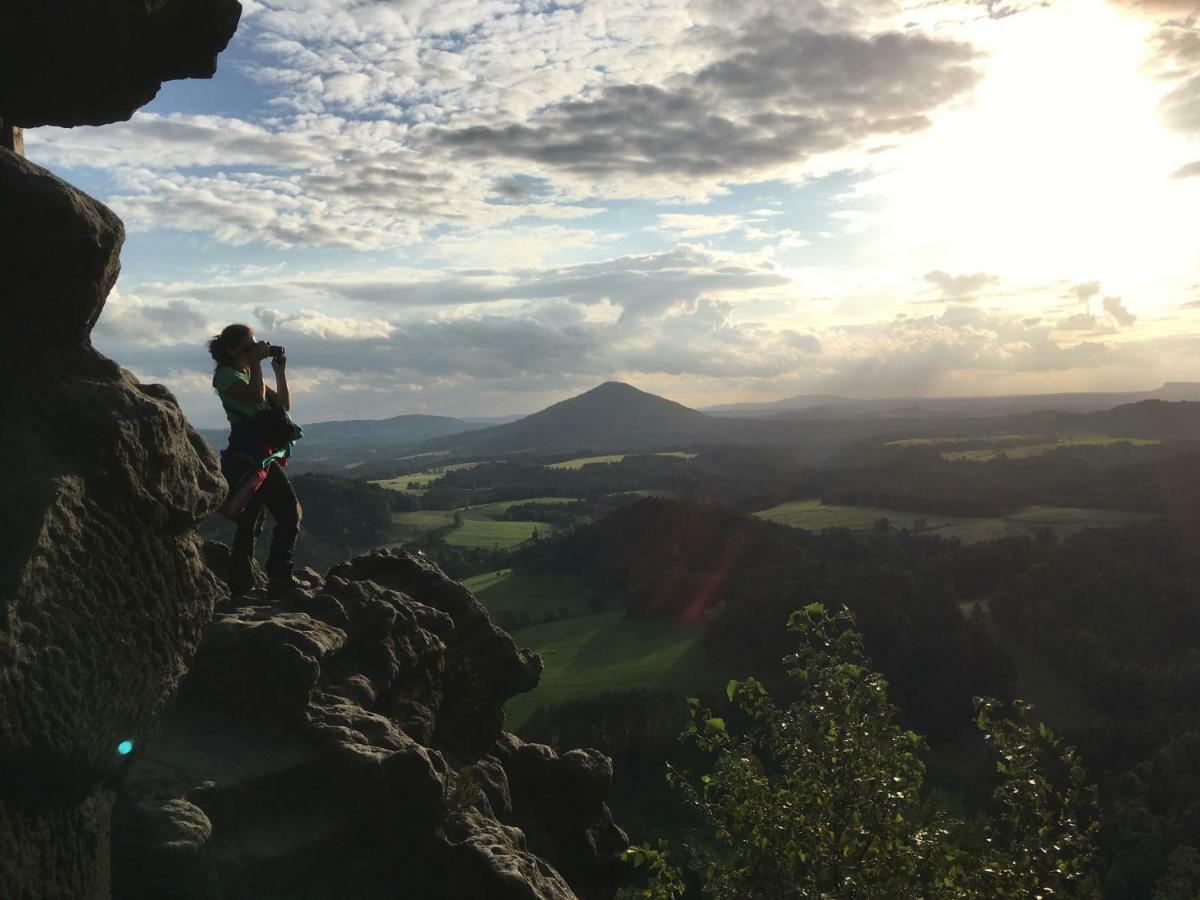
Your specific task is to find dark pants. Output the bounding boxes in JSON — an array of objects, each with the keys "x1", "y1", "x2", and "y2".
[{"x1": 229, "y1": 463, "x2": 301, "y2": 595}]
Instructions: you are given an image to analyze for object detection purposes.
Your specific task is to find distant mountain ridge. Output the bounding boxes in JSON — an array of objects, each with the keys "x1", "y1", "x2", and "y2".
[{"x1": 703, "y1": 383, "x2": 1200, "y2": 418}]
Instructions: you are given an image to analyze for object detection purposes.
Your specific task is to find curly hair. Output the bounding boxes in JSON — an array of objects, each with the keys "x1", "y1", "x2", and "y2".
[{"x1": 208, "y1": 323, "x2": 253, "y2": 371}]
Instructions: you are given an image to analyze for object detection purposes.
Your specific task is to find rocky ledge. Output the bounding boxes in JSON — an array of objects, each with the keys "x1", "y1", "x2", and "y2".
[{"x1": 113, "y1": 547, "x2": 627, "y2": 899}]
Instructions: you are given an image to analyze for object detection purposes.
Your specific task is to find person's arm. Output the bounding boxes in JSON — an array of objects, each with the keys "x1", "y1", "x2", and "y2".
[
  {"x1": 271, "y1": 353, "x2": 291, "y2": 412},
  {"x1": 224, "y1": 342, "x2": 270, "y2": 405},
  {"x1": 225, "y1": 361, "x2": 266, "y2": 405}
]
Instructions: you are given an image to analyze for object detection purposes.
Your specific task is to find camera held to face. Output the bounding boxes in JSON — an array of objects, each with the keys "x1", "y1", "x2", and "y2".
[{"x1": 266, "y1": 344, "x2": 286, "y2": 360}]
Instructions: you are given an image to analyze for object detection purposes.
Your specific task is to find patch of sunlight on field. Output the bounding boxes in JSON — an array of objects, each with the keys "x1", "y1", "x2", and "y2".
[
  {"x1": 754, "y1": 499, "x2": 970, "y2": 532},
  {"x1": 504, "y1": 612, "x2": 709, "y2": 730},
  {"x1": 548, "y1": 451, "x2": 696, "y2": 470},
  {"x1": 548, "y1": 454, "x2": 628, "y2": 470},
  {"x1": 464, "y1": 570, "x2": 603, "y2": 623},
  {"x1": 461, "y1": 497, "x2": 578, "y2": 519},
  {"x1": 391, "y1": 510, "x2": 457, "y2": 531},
  {"x1": 441, "y1": 519, "x2": 551, "y2": 550},
  {"x1": 371, "y1": 462, "x2": 479, "y2": 493},
  {"x1": 755, "y1": 499, "x2": 1160, "y2": 544}
]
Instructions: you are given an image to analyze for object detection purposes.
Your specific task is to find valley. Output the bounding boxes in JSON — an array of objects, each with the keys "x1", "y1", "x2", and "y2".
[{"x1": 196, "y1": 379, "x2": 1200, "y2": 898}]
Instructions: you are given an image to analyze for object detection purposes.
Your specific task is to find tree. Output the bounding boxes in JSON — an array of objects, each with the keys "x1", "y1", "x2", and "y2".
[{"x1": 627, "y1": 604, "x2": 1100, "y2": 899}]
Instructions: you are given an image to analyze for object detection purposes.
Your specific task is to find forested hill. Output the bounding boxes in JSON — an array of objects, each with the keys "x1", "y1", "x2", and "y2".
[{"x1": 417, "y1": 381, "x2": 721, "y2": 455}]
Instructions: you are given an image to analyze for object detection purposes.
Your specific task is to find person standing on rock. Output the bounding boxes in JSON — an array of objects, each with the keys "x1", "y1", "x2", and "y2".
[{"x1": 209, "y1": 323, "x2": 304, "y2": 599}]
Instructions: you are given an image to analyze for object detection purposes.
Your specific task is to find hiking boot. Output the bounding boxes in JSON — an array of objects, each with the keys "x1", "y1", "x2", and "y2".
[{"x1": 267, "y1": 574, "x2": 308, "y2": 602}]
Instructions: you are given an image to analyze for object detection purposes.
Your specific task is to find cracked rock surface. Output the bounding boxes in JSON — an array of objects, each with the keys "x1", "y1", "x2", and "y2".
[{"x1": 112, "y1": 548, "x2": 627, "y2": 899}]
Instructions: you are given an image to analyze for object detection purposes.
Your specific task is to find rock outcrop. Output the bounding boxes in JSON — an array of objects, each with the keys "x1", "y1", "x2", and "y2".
[
  {"x1": 113, "y1": 548, "x2": 627, "y2": 899},
  {"x1": 2, "y1": 0, "x2": 242, "y2": 127},
  {"x1": 0, "y1": 152, "x2": 229, "y2": 898}
]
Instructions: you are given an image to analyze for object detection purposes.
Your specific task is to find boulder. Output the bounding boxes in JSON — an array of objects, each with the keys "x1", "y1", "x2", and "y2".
[
  {"x1": 0, "y1": 150, "x2": 124, "y2": 356},
  {"x1": 2, "y1": 0, "x2": 242, "y2": 128}
]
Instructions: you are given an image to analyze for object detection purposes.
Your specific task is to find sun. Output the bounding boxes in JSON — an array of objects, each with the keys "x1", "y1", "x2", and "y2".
[{"x1": 864, "y1": 0, "x2": 1200, "y2": 311}]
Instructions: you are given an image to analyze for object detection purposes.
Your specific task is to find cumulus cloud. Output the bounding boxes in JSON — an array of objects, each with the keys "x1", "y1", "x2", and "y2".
[
  {"x1": 1103, "y1": 295, "x2": 1138, "y2": 327},
  {"x1": 435, "y1": 22, "x2": 979, "y2": 181},
  {"x1": 821, "y1": 305, "x2": 1113, "y2": 396},
  {"x1": 1141, "y1": 21, "x2": 1200, "y2": 138},
  {"x1": 922, "y1": 269, "x2": 999, "y2": 300},
  {"x1": 1171, "y1": 160, "x2": 1200, "y2": 177},
  {"x1": 1071, "y1": 280, "x2": 1102, "y2": 302},
  {"x1": 93, "y1": 290, "x2": 210, "y2": 346}
]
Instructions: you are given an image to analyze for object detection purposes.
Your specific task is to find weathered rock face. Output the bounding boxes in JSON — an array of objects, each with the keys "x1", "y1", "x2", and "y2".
[
  {"x1": 2, "y1": 0, "x2": 242, "y2": 127},
  {"x1": 113, "y1": 548, "x2": 627, "y2": 899},
  {"x1": 0, "y1": 149, "x2": 229, "y2": 898},
  {"x1": 1, "y1": 151, "x2": 125, "y2": 355}
]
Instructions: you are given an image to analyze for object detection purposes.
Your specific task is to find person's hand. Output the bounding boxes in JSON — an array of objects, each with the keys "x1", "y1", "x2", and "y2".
[
  {"x1": 271, "y1": 348, "x2": 287, "y2": 372},
  {"x1": 250, "y1": 340, "x2": 272, "y2": 362}
]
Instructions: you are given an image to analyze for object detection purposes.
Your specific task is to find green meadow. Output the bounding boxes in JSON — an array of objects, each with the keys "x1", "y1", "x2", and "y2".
[
  {"x1": 754, "y1": 499, "x2": 962, "y2": 532},
  {"x1": 460, "y1": 497, "x2": 578, "y2": 518},
  {"x1": 441, "y1": 519, "x2": 552, "y2": 550},
  {"x1": 940, "y1": 435, "x2": 1159, "y2": 462},
  {"x1": 755, "y1": 499, "x2": 1157, "y2": 543},
  {"x1": 463, "y1": 569, "x2": 602, "y2": 621},
  {"x1": 548, "y1": 451, "x2": 697, "y2": 470},
  {"x1": 502, "y1": 611, "x2": 709, "y2": 730},
  {"x1": 371, "y1": 462, "x2": 479, "y2": 493}
]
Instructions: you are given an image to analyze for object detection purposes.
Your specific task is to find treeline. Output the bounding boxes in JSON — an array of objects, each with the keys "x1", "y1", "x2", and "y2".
[{"x1": 741, "y1": 442, "x2": 1200, "y2": 519}]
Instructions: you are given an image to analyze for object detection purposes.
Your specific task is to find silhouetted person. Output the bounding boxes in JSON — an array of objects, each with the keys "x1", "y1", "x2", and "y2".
[{"x1": 208, "y1": 323, "x2": 303, "y2": 599}]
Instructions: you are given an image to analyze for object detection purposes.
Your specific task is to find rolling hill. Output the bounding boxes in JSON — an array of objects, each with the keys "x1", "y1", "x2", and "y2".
[
  {"x1": 704, "y1": 383, "x2": 1200, "y2": 418},
  {"x1": 417, "y1": 381, "x2": 719, "y2": 455}
]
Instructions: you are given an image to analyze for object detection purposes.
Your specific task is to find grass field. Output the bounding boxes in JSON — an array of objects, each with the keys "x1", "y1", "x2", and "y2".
[
  {"x1": 755, "y1": 499, "x2": 1158, "y2": 543},
  {"x1": 463, "y1": 569, "x2": 603, "y2": 621},
  {"x1": 940, "y1": 434, "x2": 1159, "y2": 462},
  {"x1": 503, "y1": 611, "x2": 710, "y2": 729},
  {"x1": 548, "y1": 451, "x2": 697, "y2": 470},
  {"x1": 460, "y1": 497, "x2": 578, "y2": 519},
  {"x1": 389, "y1": 497, "x2": 578, "y2": 548},
  {"x1": 441, "y1": 519, "x2": 552, "y2": 550},
  {"x1": 390, "y1": 510, "x2": 458, "y2": 536},
  {"x1": 754, "y1": 499, "x2": 966, "y2": 532},
  {"x1": 371, "y1": 462, "x2": 478, "y2": 493}
]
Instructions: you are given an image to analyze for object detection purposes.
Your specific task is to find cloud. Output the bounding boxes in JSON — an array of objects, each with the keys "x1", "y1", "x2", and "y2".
[
  {"x1": 922, "y1": 269, "x2": 999, "y2": 300},
  {"x1": 654, "y1": 214, "x2": 747, "y2": 238},
  {"x1": 435, "y1": 22, "x2": 979, "y2": 181},
  {"x1": 1107, "y1": 0, "x2": 1200, "y2": 17},
  {"x1": 1142, "y1": 22, "x2": 1200, "y2": 137},
  {"x1": 1103, "y1": 295, "x2": 1137, "y2": 327},
  {"x1": 254, "y1": 308, "x2": 395, "y2": 340},
  {"x1": 92, "y1": 290, "x2": 210, "y2": 346},
  {"x1": 1071, "y1": 280, "x2": 1101, "y2": 302},
  {"x1": 1056, "y1": 312, "x2": 1103, "y2": 331},
  {"x1": 142, "y1": 247, "x2": 790, "y2": 323}
]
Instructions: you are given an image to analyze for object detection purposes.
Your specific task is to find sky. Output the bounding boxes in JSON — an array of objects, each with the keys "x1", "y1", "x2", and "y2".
[{"x1": 25, "y1": 0, "x2": 1200, "y2": 427}]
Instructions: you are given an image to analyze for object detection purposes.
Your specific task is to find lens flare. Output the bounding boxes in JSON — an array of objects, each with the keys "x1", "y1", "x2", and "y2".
[{"x1": 117, "y1": 740, "x2": 134, "y2": 756}]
